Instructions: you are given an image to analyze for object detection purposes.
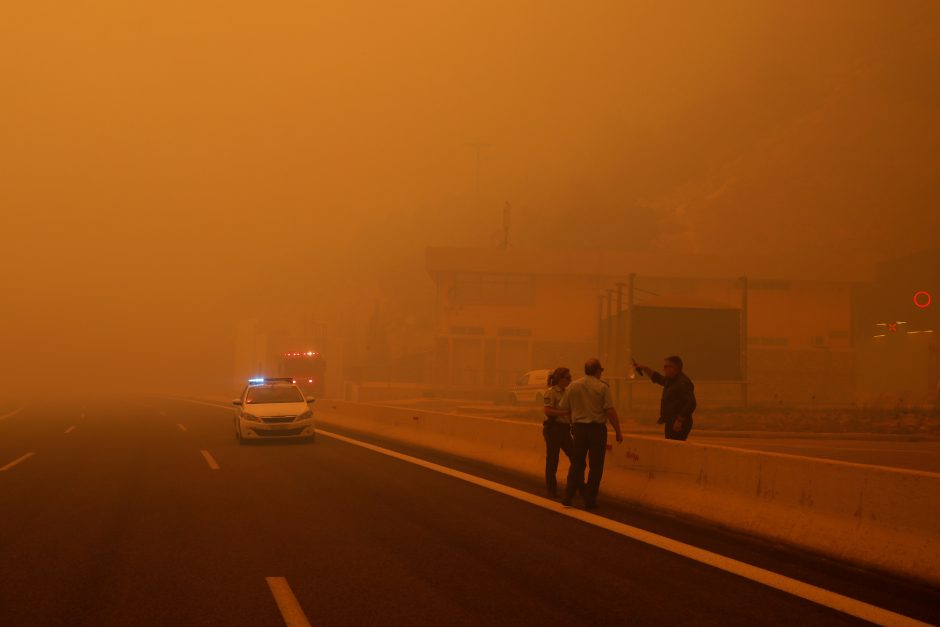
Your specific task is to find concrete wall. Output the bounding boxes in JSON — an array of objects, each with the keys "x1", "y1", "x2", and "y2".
[
  {"x1": 343, "y1": 382, "x2": 435, "y2": 403},
  {"x1": 316, "y1": 400, "x2": 940, "y2": 587}
]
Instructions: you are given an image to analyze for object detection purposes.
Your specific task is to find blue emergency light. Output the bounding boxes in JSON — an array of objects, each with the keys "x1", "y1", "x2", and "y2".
[{"x1": 248, "y1": 377, "x2": 265, "y2": 384}]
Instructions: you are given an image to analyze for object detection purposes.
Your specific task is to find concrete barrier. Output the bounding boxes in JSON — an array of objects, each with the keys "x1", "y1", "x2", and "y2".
[{"x1": 316, "y1": 399, "x2": 940, "y2": 588}]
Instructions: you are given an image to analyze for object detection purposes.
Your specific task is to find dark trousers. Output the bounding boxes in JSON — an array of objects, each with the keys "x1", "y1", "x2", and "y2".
[
  {"x1": 664, "y1": 415, "x2": 693, "y2": 441},
  {"x1": 565, "y1": 423, "x2": 608, "y2": 505},
  {"x1": 543, "y1": 421, "x2": 574, "y2": 495}
]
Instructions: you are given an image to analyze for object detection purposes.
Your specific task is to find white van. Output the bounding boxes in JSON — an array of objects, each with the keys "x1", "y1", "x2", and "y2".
[{"x1": 508, "y1": 369, "x2": 554, "y2": 405}]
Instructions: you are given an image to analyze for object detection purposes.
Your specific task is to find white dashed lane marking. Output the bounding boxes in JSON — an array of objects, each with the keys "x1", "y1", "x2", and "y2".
[
  {"x1": 1, "y1": 452, "x2": 36, "y2": 472},
  {"x1": 200, "y1": 449, "x2": 220, "y2": 470},
  {"x1": 266, "y1": 577, "x2": 312, "y2": 627},
  {"x1": 0, "y1": 407, "x2": 25, "y2": 422}
]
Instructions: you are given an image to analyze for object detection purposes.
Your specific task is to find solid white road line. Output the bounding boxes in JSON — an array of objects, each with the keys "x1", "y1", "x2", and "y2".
[
  {"x1": 1, "y1": 452, "x2": 36, "y2": 472},
  {"x1": 177, "y1": 423, "x2": 188, "y2": 432},
  {"x1": 0, "y1": 407, "x2": 24, "y2": 422},
  {"x1": 266, "y1": 577, "x2": 312, "y2": 627},
  {"x1": 64, "y1": 425, "x2": 75, "y2": 434},
  {"x1": 316, "y1": 428, "x2": 928, "y2": 627},
  {"x1": 164, "y1": 397, "x2": 232, "y2": 410},
  {"x1": 200, "y1": 449, "x2": 220, "y2": 470}
]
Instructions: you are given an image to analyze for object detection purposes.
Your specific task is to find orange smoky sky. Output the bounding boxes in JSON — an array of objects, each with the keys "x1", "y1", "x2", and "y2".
[{"x1": 1, "y1": 1, "x2": 938, "y2": 394}]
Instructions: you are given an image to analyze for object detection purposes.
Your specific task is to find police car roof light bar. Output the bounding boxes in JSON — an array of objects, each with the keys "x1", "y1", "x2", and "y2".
[{"x1": 248, "y1": 376, "x2": 295, "y2": 385}]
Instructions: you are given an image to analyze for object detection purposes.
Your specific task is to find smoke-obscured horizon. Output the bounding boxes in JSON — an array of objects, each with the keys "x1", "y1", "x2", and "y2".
[{"x1": 2, "y1": 0, "x2": 938, "y2": 395}]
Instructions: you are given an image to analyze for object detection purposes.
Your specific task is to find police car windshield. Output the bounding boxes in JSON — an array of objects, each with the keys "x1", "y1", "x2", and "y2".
[{"x1": 246, "y1": 386, "x2": 304, "y2": 404}]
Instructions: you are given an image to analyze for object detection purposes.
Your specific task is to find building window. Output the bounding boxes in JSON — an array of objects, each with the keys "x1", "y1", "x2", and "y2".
[
  {"x1": 454, "y1": 273, "x2": 535, "y2": 307},
  {"x1": 749, "y1": 280, "x2": 791, "y2": 290},
  {"x1": 450, "y1": 326, "x2": 485, "y2": 336},
  {"x1": 498, "y1": 327, "x2": 532, "y2": 337}
]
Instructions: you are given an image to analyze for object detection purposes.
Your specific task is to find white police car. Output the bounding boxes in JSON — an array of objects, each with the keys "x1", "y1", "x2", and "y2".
[{"x1": 232, "y1": 378, "x2": 316, "y2": 443}]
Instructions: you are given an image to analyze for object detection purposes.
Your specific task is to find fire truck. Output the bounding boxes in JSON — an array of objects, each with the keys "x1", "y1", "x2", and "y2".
[{"x1": 277, "y1": 351, "x2": 326, "y2": 397}]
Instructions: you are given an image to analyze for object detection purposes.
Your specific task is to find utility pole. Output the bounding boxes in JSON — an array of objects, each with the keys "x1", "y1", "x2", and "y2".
[
  {"x1": 606, "y1": 289, "x2": 614, "y2": 367},
  {"x1": 740, "y1": 276, "x2": 749, "y2": 408},
  {"x1": 615, "y1": 282, "x2": 625, "y2": 408},
  {"x1": 466, "y1": 141, "x2": 490, "y2": 212},
  {"x1": 626, "y1": 273, "x2": 636, "y2": 411}
]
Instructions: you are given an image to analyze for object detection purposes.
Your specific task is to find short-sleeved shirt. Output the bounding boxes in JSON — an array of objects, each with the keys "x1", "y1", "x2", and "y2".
[
  {"x1": 559, "y1": 376, "x2": 614, "y2": 424},
  {"x1": 542, "y1": 385, "x2": 571, "y2": 424}
]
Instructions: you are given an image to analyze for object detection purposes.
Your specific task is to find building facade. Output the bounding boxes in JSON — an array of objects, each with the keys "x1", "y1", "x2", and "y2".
[{"x1": 427, "y1": 247, "x2": 865, "y2": 407}]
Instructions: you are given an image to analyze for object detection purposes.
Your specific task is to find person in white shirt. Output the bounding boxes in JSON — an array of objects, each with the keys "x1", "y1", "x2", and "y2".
[
  {"x1": 559, "y1": 358, "x2": 623, "y2": 509},
  {"x1": 542, "y1": 367, "x2": 574, "y2": 498}
]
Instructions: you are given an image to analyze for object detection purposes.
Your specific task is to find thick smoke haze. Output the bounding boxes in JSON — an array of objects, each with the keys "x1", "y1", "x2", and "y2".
[{"x1": 1, "y1": 1, "x2": 938, "y2": 395}]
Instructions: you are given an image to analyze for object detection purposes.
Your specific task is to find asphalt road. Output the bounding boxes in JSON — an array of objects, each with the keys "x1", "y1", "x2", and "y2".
[{"x1": 1, "y1": 397, "x2": 938, "y2": 626}]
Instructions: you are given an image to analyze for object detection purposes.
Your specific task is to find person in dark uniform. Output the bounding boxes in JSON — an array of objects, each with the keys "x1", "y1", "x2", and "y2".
[
  {"x1": 636, "y1": 355, "x2": 696, "y2": 441},
  {"x1": 560, "y1": 358, "x2": 623, "y2": 509},
  {"x1": 542, "y1": 367, "x2": 574, "y2": 498}
]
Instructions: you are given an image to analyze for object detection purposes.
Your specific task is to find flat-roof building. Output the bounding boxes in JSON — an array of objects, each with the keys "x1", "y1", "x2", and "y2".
[{"x1": 427, "y1": 247, "x2": 868, "y2": 408}]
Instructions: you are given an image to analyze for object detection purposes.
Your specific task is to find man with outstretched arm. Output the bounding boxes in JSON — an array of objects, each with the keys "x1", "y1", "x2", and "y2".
[
  {"x1": 636, "y1": 355, "x2": 696, "y2": 441},
  {"x1": 560, "y1": 358, "x2": 623, "y2": 510}
]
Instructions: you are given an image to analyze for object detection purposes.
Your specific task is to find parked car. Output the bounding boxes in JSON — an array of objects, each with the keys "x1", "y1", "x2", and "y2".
[{"x1": 508, "y1": 369, "x2": 554, "y2": 405}]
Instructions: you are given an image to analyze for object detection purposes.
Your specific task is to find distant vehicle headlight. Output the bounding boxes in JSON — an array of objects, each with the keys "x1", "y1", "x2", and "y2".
[
  {"x1": 242, "y1": 413, "x2": 262, "y2": 422},
  {"x1": 297, "y1": 409, "x2": 313, "y2": 421}
]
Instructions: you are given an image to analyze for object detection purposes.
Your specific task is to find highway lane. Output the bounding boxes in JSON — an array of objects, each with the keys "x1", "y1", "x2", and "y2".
[
  {"x1": 0, "y1": 403, "x2": 75, "y2": 474},
  {"x1": 0, "y1": 397, "x2": 937, "y2": 626}
]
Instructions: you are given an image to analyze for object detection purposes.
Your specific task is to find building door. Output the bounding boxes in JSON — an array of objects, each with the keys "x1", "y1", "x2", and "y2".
[
  {"x1": 498, "y1": 340, "x2": 529, "y2": 388},
  {"x1": 452, "y1": 338, "x2": 484, "y2": 387}
]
